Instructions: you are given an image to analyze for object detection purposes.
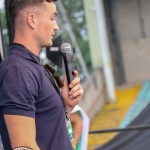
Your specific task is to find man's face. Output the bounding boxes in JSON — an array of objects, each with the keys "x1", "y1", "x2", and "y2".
[{"x1": 36, "y1": 2, "x2": 59, "y2": 47}]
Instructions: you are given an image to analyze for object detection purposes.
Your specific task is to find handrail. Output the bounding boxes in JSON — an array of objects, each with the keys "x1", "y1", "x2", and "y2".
[{"x1": 89, "y1": 125, "x2": 150, "y2": 134}]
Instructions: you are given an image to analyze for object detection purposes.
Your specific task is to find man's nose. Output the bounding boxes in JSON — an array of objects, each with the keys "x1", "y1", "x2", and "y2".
[{"x1": 54, "y1": 21, "x2": 59, "y2": 31}]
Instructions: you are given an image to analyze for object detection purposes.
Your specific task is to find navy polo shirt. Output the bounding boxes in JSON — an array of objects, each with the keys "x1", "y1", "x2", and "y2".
[{"x1": 0, "y1": 45, "x2": 73, "y2": 150}]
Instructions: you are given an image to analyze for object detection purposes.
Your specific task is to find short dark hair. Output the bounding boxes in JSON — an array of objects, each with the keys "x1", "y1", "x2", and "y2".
[{"x1": 9, "y1": 0, "x2": 57, "y2": 23}]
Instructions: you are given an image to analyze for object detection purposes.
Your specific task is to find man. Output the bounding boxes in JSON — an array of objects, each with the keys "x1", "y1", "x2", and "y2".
[{"x1": 0, "y1": 0, "x2": 83, "y2": 150}]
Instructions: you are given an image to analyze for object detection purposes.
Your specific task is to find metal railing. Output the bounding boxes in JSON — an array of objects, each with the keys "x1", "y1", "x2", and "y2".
[{"x1": 89, "y1": 125, "x2": 150, "y2": 134}]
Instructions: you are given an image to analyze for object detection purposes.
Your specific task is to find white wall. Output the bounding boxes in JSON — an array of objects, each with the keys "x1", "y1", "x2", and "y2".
[
  {"x1": 114, "y1": 0, "x2": 150, "y2": 83},
  {"x1": 79, "y1": 68, "x2": 106, "y2": 120}
]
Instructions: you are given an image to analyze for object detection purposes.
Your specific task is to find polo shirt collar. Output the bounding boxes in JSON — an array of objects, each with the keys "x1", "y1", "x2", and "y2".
[{"x1": 10, "y1": 45, "x2": 41, "y2": 64}]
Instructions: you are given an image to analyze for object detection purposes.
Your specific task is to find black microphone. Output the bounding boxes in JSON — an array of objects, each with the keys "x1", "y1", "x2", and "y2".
[{"x1": 60, "y1": 43, "x2": 74, "y2": 88}]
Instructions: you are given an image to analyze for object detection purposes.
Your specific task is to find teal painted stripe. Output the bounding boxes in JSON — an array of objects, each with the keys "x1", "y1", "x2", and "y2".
[{"x1": 120, "y1": 80, "x2": 150, "y2": 128}]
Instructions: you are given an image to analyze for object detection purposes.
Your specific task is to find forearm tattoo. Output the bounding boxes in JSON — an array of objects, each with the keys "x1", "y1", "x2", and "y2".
[{"x1": 13, "y1": 147, "x2": 33, "y2": 150}]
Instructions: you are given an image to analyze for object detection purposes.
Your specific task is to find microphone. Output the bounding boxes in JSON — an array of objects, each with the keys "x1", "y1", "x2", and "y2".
[
  {"x1": 60, "y1": 43, "x2": 74, "y2": 87},
  {"x1": 60, "y1": 43, "x2": 75, "y2": 143}
]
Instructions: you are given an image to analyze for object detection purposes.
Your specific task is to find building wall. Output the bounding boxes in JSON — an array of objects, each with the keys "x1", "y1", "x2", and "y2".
[
  {"x1": 79, "y1": 68, "x2": 106, "y2": 120},
  {"x1": 114, "y1": 0, "x2": 150, "y2": 83}
]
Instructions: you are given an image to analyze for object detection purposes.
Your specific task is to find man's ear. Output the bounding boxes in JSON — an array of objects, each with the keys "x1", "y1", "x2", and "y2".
[{"x1": 27, "y1": 14, "x2": 37, "y2": 29}]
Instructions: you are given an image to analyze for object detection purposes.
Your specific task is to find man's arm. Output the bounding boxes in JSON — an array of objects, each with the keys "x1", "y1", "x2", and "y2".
[{"x1": 4, "y1": 115, "x2": 40, "y2": 150}]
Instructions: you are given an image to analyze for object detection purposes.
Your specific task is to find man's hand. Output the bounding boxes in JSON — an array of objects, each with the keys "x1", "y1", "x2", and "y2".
[{"x1": 61, "y1": 70, "x2": 84, "y2": 114}]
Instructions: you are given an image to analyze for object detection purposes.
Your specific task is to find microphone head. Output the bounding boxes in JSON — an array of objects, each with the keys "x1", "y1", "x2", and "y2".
[{"x1": 60, "y1": 43, "x2": 72, "y2": 55}]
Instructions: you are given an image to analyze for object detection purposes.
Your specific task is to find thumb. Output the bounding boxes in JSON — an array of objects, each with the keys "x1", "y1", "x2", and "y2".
[{"x1": 72, "y1": 70, "x2": 78, "y2": 78}]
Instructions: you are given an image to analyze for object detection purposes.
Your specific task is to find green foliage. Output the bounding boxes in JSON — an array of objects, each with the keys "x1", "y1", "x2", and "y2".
[
  {"x1": 61, "y1": 0, "x2": 92, "y2": 73},
  {"x1": 0, "y1": 8, "x2": 9, "y2": 55},
  {"x1": 0, "y1": 9, "x2": 7, "y2": 28}
]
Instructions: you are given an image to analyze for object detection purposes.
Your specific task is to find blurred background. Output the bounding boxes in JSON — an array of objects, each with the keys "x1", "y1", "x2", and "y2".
[{"x1": 1, "y1": 0, "x2": 150, "y2": 149}]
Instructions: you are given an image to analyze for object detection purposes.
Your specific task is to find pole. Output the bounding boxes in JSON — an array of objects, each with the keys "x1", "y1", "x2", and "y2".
[
  {"x1": 0, "y1": 17, "x2": 4, "y2": 60},
  {"x1": 94, "y1": 0, "x2": 116, "y2": 103}
]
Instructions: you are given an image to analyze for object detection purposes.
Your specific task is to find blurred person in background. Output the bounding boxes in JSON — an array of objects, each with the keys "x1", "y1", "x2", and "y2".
[
  {"x1": 71, "y1": 105, "x2": 90, "y2": 150},
  {"x1": 0, "y1": 0, "x2": 83, "y2": 150},
  {"x1": 71, "y1": 109, "x2": 83, "y2": 149}
]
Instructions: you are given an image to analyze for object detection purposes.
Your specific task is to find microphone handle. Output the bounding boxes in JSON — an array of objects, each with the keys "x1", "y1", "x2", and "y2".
[{"x1": 63, "y1": 54, "x2": 74, "y2": 88}]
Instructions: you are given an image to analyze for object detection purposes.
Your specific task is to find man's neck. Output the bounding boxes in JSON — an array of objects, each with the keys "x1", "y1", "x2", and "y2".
[{"x1": 14, "y1": 35, "x2": 41, "y2": 56}]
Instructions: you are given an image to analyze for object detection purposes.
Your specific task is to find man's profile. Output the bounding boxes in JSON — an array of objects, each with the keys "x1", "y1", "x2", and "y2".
[{"x1": 0, "y1": 0, "x2": 83, "y2": 150}]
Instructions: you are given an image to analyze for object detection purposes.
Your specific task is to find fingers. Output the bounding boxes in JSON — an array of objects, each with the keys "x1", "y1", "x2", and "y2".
[
  {"x1": 69, "y1": 89, "x2": 83, "y2": 99},
  {"x1": 69, "y1": 71, "x2": 80, "y2": 89},
  {"x1": 63, "y1": 70, "x2": 79, "y2": 88},
  {"x1": 63, "y1": 70, "x2": 78, "y2": 87},
  {"x1": 62, "y1": 70, "x2": 83, "y2": 105},
  {"x1": 69, "y1": 84, "x2": 81, "y2": 98},
  {"x1": 72, "y1": 70, "x2": 78, "y2": 78},
  {"x1": 69, "y1": 77, "x2": 80, "y2": 89},
  {"x1": 69, "y1": 84, "x2": 84, "y2": 99},
  {"x1": 68, "y1": 70, "x2": 82, "y2": 99}
]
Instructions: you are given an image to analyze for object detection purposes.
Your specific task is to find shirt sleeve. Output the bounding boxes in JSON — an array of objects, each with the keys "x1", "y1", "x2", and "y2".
[{"x1": 0, "y1": 65, "x2": 39, "y2": 118}]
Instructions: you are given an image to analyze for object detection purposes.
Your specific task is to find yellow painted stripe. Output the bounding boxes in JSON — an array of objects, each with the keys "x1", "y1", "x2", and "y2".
[{"x1": 88, "y1": 84, "x2": 141, "y2": 150}]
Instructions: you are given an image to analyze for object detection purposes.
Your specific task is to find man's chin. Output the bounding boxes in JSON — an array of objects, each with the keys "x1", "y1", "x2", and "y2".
[{"x1": 43, "y1": 42, "x2": 53, "y2": 48}]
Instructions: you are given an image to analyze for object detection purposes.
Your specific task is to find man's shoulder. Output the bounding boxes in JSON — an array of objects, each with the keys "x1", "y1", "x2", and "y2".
[
  {"x1": 1, "y1": 51, "x2": 25, "y2": 65},
  {"x1": 1, "y1": 51, "x2": 41, "y2": 71},
  {"x1": 0, "y1": 53, "x2": 43, "y2": 83}
]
